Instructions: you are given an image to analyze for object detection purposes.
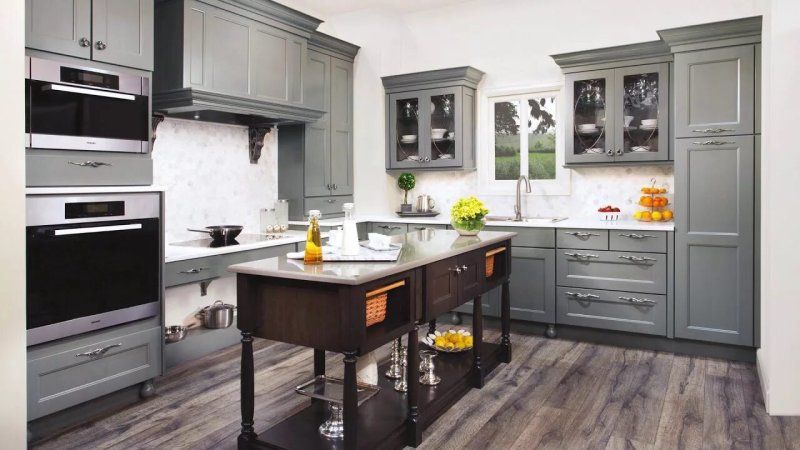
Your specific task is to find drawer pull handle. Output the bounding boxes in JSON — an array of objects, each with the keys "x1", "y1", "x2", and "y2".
[
  {"x1": 618, "y1": 233, "x2": 656, "y2": 239},
  {"x1": 75, "y1": 343, "x2": 122, "y2": 358},
  {"x1": 68, "y1": 160, "x2": 112, "y2": 168},
  {"x1": 565, "y1": 292, "x2": 599, "y2": 300},
  {"x1": 692, "y1": 128, "x2": 734, "y2": 133},
  {"x1": 619, "y1": 296, "x2": 657, "y2": 305},
  {"x1": 448, "y1": 266, "x2": 463, "y2": 274},
  {"x1": 618, "y1": 255, "x2": 657, "y2": 263},
  {"x1": 564, "y1": 252, "x2": 599, "y2": 259},
  {"x1": 564, "y1": 231, "x2": 600, "y2": 238},
  {"x1": 379, "y1": 225, "x2": 402, "y2": 231},
  {"x1": 326, "y1": 199, "x2": 337, "y2": 204},
  {"x1": 692, "y1": 140, "x2": 735, "y2": 146},
  {"x1": 180, "y1": 267, "x2": 209, "y2": 274},
  {"x1": 461, "y1": 265, "x2": 468, "y2": 271}
]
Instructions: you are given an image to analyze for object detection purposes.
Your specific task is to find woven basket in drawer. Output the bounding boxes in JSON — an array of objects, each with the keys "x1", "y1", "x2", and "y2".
[
  {"x1": 365, "y1": 293, "x2": 388, "y2": 327},
  {"x1": 485, "y1": 247, "x2": 507, "y2": 278}
]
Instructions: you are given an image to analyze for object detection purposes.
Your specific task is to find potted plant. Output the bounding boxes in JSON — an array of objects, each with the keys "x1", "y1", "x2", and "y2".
[
  {"x1": 450, "y1": 196, "x2": 489, "y2": 236},
  {"x1": 397, "y1": 173, "x2": 415, "y2": 212}
]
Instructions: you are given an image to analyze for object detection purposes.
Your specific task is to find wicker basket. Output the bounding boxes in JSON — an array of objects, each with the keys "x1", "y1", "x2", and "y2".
[
  {"x1": 364, "y1": 280, "x2": 405, "y2": 327},
  {"x1": 485, "y1": 247, "x2": 507, "y2": 278}
]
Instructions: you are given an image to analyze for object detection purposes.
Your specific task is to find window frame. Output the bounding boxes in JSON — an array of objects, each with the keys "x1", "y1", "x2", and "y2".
[{"x1": 478, "y1": 84, "x2": 571, "y2": 196}]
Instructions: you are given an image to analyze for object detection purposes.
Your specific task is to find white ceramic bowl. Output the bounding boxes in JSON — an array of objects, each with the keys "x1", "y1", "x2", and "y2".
[
  {"x1": 641, "y1": 119, "x2": 658, "y2": 126},
  {"x1": 431, "y1": 128, "x2": 447, "y2": 139},
  {"x1": 401, "y1": 134, "x2": 417, "y2": 141},
  {"x1": 577, "y1": 123, "x2": 597, "y2": 131}
]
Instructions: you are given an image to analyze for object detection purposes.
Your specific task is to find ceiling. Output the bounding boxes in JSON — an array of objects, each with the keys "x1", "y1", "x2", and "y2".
[{"x1": 278, "y1": 0, "x2": 473, "y2": 18}]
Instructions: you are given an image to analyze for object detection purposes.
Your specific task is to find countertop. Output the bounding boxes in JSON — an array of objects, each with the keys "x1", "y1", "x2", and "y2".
[
  {"x1": 290, "y1": 215, "x2": 674, "y2": 232},
  {"x1": 26, "y1": 185, "x2": 167, "y2": 195},
  {"x1": 229, "y1": 230, "x2": 516, "y2": 285},
  {"x1": 165, "y1": 231, "x2": 307, "y2": 263}
]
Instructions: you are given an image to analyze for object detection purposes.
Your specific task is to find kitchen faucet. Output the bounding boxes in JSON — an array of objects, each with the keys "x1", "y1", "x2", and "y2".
[{"x1": 514, "y1": 175, "x2": 532, "y2": 221}]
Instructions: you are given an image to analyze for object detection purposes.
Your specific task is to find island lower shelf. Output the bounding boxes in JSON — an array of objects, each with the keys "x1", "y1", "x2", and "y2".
[{"x1": 252, "y1": 342, "x2": 502, "y2": 450}]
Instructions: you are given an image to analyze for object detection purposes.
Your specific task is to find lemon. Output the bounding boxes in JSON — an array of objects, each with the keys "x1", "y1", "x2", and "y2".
[
  {"x1": 434, "y1": 337, "x2": 447, "y2": 347},
  {"x1": 652, "y1": 211, "x2": 663, "y2": 221},
  {"x1": 634, "y1": 211, "x2": 643, "y2": 220},
  {"x1": 464, "y1": 336, "x2": 473, "y2": 347}
]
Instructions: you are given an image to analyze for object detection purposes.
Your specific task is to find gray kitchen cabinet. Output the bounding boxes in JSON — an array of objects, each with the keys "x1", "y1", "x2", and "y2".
[
  {"x1": 26, "y1": 150, "x2": 154, "y2": 187},
  {"x1": 609, "y1": 231, "x2": 668, "y2": 253},
  {"x1": 382, "y1": 66, "x2": 484, "y2": 171},
  {"x1": 25, "y1": 0, "x2": 91, "y2": 60},
  {"x1": 556, "y1": 287, "x2": 667, "y2": 336},
  {"x1": 278, "y1": 34, "x2": 358, "y2": 220},
  {"x1": 557, "y1": 228, "x2": 609, "y2": 250},
  {"x1": 557, "y1": 250, "x2": 667, "y2": 295},
  {"x1": 507, "y1": 247, "x2": 556, "y2": 323},
  {"x1": 564, "y1": 69, "x2": 615, "y2": 164},
  {"x1": 25, "y1": 0, "x2": 153, "y2": 71},
  {"x1": 674, "y1": 136, "x2": 754, "y2": 346},
  {"x1": 27, "y1": 318, "x2": 161, "y2": 420},
  {"x1": 673, "y1": 45, "x2": 755, "y2": 138}
]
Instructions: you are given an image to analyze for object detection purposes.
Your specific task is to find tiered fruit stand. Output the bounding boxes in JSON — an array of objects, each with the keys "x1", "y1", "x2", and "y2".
[{"x1": 635, "y1": 179, "x2": 673, "y2": 222}]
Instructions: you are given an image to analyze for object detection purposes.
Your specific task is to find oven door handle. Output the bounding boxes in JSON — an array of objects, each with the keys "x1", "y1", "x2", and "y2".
[
  {"x1": 52, "y1": 223, "x2": 143, "y2": 236},
  {"x1": 42, "y1": 83, "x2": 136, "y2": 101}
]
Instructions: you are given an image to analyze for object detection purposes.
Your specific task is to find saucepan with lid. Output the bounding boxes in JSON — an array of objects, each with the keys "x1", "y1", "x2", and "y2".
[{"x1": 197, "y1": 300, "x2": 236, "y2": 329}]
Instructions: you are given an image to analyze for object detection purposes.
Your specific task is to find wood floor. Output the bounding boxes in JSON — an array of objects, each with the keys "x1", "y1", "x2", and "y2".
[{"x1": 33, "y1": 326, "x2": 800, "y2": 450}]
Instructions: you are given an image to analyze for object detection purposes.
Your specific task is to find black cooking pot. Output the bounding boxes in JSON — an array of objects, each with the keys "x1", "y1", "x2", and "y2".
[{"x1": 187, "y1": 225, "x2": 243, "y2": 243}]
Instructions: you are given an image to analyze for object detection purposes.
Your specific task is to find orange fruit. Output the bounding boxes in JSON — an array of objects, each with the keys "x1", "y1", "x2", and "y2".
[
  {"x1": 652, "y1": 211, "x2": 663, "y2": 221},
  {"x1": 659, "y1": 188, "x2": 668, "y2": 194},
  {"x1": 663, "y1": 210, "x2": 673, "y2": 220},
  {"x1": 641, "y1": 197, "x2": 653, "y2": 207},
  {"x1": 641, "y1": 187, "x2": 650, "y2": 194},
  {"x1": 640, "y1": 211, "x2": 652, "y2": 221}
]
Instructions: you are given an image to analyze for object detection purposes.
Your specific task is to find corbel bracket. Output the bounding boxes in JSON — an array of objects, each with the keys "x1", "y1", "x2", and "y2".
[
  {"x1": 151, "y1": 113, "x2": 166, "y2": 147},
  {"x1": 248, "y1": 126, "x2": 272, "y2": 164}
]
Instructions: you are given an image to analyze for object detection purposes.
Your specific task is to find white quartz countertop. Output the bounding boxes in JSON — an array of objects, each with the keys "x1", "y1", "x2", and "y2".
[
  {"x1": 229, "y1": 230, "x2": 516, "y2": 285},
  {"x1": 291, "y1": 215, "x2": 674, "y2": 232},
  {"x1": 26, "y1": 185, "x2": 167, "y2": 195},
  {"x1": 165, "y1": 231, "x2": 307, "y2": 263}
]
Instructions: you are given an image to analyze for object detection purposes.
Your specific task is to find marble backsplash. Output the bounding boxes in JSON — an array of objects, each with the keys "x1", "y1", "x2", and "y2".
[
  {"x1": 388, "y1": 165, "x2": 674, "y2": 221},
  {"x1": 152, "y1": 118, "x2": 278, "y2": 243}
]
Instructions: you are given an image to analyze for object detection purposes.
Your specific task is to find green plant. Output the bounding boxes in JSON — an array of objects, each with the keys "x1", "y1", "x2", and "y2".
[
  {"x1": 397, "y1": 173, "x2": 416, "y2": 204},
  {"x1": 450, "y1": 196, "x2": 489, "y2": 231}
]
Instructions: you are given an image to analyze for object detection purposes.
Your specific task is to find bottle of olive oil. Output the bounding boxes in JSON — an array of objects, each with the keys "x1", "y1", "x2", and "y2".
[{"x1": 304, "y1": 210, "x2": 323, "y2": 265}]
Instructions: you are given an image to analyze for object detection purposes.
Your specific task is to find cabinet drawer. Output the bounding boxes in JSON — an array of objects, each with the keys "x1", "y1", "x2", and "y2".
[
  {"x1": 557, "y1": 250, "x2": 667, "y2": 294},
  {"x1": 556, "y1": 287, "x2": 666, "y2": 336},
  {"x1": 370, "y1": 222, "x2": 408, "y2": 236},
  {"x1": 305, "y1": 195, "x2": 353, "y2": 216},
  {"x1": 27, "y1": 322, "x2": 161, "y2": 420},
  {"x1": 165, "y1": 256, "x2": 222, "y2": 287},
  {"x1": 557, "y1": 228, "x2": 608, "y2": 250},
  {"x1": 485, "y1": 226, "x2": 554, "y2": 248},
  {"x1": 26, "y1": 152, "x2": 153, "y2": 187},
  {"x1": 609, "y1": 231, "x2": 667, "y2": 253},
  {"x1": 408, "y1": 223, "x2": 448, "y2": 231}
]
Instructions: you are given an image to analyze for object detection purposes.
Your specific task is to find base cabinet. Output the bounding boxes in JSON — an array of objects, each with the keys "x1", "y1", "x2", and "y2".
[{"x1": 507, "y1": 247, "x2": 555, "y2": 322}]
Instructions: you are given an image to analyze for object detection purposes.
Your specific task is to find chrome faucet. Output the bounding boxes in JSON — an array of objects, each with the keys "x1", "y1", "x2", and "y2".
[{"x1": 514, "y1": 175, "x2": 532, "y2": 221}]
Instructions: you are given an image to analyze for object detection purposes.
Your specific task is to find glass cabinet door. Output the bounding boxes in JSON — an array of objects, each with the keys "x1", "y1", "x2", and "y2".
[
  {"x1": 614, "y1": 63, "x2": 669, "y2": 162},
  {"x1": 426, "y1": 88, "x2": 462, "y2": 168},
  {"x1": 565, "y1": 70, "x2": 615, "y2": 164},
  {"x1": 388, "y1": 93, "x2": 426, "y2": 169}
]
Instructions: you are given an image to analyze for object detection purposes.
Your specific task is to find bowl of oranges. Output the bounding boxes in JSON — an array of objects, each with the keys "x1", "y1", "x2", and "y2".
[{"x1": 423, "y1": 329, "x2": 473, "y2": 353}]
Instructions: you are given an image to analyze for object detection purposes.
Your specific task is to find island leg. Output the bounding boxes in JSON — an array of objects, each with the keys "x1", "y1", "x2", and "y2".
[
  {"x1": 343, "y1": 351, "x2": 358, "y2": 450},
  {"x1": 500, "y1": 280, "x2": 512, "y2": 363},
  {"x1": 472, "y1": 296, "x2": 484, "y2": 388},
  {"x1": 314, "y1": 348, "x2": 325, "y2": 376},
  {"x1": 239, "y1": 331, "x2": 257, "y2": 447},
  {"x1": 407, "y1": 325, "x2": 422, "y2": 446}
]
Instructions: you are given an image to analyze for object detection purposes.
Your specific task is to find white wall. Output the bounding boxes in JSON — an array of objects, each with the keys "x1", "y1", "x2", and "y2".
[
  {"x1": 152, "y1": 118, "x2": 278, "y2": 243},
  {"x1": 757, "y1": 0, "x2": 800, "y2": 415},
  {"x1": 312, "y1": 0, "x2": 759, "y2": 219},
  {"x1": 0, "y1": 0, "x2": 27, "y2": 445}
]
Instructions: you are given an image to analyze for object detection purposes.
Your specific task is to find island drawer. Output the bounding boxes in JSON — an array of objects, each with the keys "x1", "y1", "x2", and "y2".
[
  {"x1": 557, "y1": 250, "x2": 667, "y2": 294},
  {"x1": 27, "y1": 319, "x2": 161, "y2": 420},
  {"x1": 484, "y1": 226, "x2": 555, "y2": 248},
  {"x1": 557, "y1": 228, "x2": 609, "y2": 250},
  {"x1": 609, "y1": 231, "x2": 668, "y2": 253},
  {"x1": 556, "y1": 287, "x2": 667, "y2": 336}
]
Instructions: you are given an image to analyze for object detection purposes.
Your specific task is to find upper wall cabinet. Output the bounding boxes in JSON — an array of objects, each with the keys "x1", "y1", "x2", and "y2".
[
  {"x1": 25, "y1": 0, "x2": 154, "y2": 71},
  {"x1": 153, "y1": 0, "x2": 326, "y2": 124},
  {"x1": 553, "y1": 41, "x2": 672, "y2": 165},
  {"x1": 660, "y1": 18, "x2": 761, "y2": 138},
  {"x1": 382, "y1": 67, "x2": 484, "y2": 171}
]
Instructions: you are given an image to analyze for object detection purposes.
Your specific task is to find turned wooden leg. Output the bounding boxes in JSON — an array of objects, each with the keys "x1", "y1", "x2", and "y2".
[
  {"x1": 428, "y1": 319, "x2": 436, "y2": 336},
  {"x1": 343, "y1": 351, "x2": 358, "y2": 450},
  {"x1": 500, "y1": 280, "x2": 512, "y2": 363},
  {"x1": 239, "y1": 331, "x2": 257, "y2": 447},
  {"x1": 472, "y1": 296, "x2": 484, "y2": 388},
  {"x1": 314, "y1": 348, "x2": 326, "y2": 377},
  {"x1": 407, "y1": 325, "x2": 422, "y2": 446}
]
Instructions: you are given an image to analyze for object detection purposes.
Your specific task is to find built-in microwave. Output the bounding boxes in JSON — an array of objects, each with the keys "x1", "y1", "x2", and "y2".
[{"x1": 26, "y1": 56, "x2": 150, "y2": 153}]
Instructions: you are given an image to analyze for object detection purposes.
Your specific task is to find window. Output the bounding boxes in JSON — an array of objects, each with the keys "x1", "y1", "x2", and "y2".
[{"x1": 481, "y1": 86, "x2": 570, "y2": 195}]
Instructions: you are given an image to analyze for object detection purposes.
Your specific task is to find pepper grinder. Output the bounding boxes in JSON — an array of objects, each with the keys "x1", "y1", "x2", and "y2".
[
  {"x1": 385, "y1": 338, "x2": 403, "y2": 379},
  {"x1": 393, "y1": 347, "x2": 408, "y2": 393}
]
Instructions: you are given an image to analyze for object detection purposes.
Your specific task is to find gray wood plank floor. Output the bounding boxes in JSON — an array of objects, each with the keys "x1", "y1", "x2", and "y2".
[{"x1": 32, "y1": 327, "x2": 800, "y2": 450}]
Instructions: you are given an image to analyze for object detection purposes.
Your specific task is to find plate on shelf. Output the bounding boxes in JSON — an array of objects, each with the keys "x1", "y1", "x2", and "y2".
[
  {"x1": 423, "y1": 329, "x2": 473, "y2": 353},
  {"x1": 400, "y1": 139, "x2": 418, "y2": 144},
  {"x1": 640, "y1": 125, "x2": 658, "y2": 131},
  {"x1": 585, "y1": 148, "x2": 605, "y2": 154},
  {"x1": 577, "y1": 129, "x2": 601, "y2": 136},
  {"x1": 632, "y1": 146, "x2": 651, "y2": 152},
  {"x1": 395, "y1": 210, "x2": 440, "y2": 217}
]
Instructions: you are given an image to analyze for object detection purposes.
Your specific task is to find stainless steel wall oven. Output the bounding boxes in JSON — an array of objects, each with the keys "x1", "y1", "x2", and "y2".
[
  {"x1": 26, "y1": 193, "x2": 161, "y2": 346},
  {"x1": 26, "y1": 56, "x2": 150, "y2": 153}
]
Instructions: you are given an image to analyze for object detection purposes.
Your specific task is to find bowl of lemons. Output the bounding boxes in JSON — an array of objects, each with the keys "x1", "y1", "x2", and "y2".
[{"x1": 423, "y1": 329, "x2": 473, "y2": 353}]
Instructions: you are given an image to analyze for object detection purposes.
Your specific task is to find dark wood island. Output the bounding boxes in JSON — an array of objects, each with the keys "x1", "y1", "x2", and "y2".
[{"x1": 229, "y1": 230, "x2": 516, "y2": 449}]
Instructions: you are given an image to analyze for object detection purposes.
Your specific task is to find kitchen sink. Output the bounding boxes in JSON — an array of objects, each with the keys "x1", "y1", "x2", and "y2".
[{"x1": 486, "y1": 216, "x2": 568, "y2": 224}]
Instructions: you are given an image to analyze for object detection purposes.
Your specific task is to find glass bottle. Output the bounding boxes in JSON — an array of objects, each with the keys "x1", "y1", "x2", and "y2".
[
  {"x1": 340, "y1": 203, "x2": 360, "y2": 256},
  {"x1": 304, "y1": 210, "x2": 323, "y2": 265}
]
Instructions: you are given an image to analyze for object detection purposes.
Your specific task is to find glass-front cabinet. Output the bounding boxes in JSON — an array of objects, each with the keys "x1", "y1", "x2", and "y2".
[
  {"x1": 383, "y1": 67, "x2": 483, "y2": 171},
  {"x1": 565, "y1": 63, "x2": 669, "y2": 164}
]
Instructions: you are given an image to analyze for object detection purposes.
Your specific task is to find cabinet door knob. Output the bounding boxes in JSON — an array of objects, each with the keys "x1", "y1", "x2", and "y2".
[
  {"x1": 615, "y1": 148, "x2": 623, "y2": 156},
  {"x1": 448, "y1": 267, "x2": 462, "y2": 274},
  {"x1": 179, "y1": 267, "x2": 209, "y2": 274},
  {"x1": 326, "y1": 199, "x2": 336, "y2": 204},
  {"x1": 95, "y1": 41, "x2": 107, "y2": 50},
  {"x1": 460, "y1": 265, "x2": 468, "y2": 271},
  {"x1": 332, "y1": 184, "x2": 337, "y2": 190},
  {"x1": 79, "y1": 37, "x2": 91, "y2": 47},
  {"x1": 606, "y1": 149, "x2": 614, "y2": 156}
]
